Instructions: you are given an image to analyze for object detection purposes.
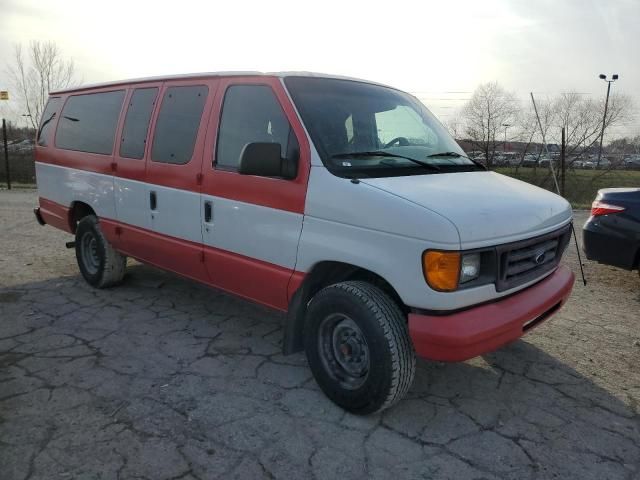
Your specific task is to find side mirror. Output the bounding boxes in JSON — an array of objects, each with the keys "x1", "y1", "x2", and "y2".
[{"x1": 238, "y1": 142, "x2": 296, "y2": 179}]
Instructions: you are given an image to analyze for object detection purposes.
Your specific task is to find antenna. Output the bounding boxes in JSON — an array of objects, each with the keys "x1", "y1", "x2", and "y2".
[{"x1": 530, "y1": 92, "x2": 587, "y2": 286}]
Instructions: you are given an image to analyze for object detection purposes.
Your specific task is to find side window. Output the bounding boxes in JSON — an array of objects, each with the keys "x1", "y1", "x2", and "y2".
[
  {"x1": 216, "y1": 85, "x2": 298, "y2": 171},
  {"x1": 37, "y1": 97, "x2": 61, "y2": 146},
  {"x1": 56, "y1": 90, "x2": 125, "y2": 154},
  {"x1": 151, "y1": 85, "x2": 208, "y2": 164},
  {"x1": 375, "y1": 105, "x2": 437, "y2": 147},
  {"x1": 120, "y1": 87, "x2": 158, "y2": 159}
]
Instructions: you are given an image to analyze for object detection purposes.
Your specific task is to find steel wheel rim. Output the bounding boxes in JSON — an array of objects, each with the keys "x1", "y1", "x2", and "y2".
[
  {"x1": 80, "y1": 231, "x2": 100, "y2": 275},
  {"x1": 318, "y1": 314, "x2": 370, "y2": 390}
]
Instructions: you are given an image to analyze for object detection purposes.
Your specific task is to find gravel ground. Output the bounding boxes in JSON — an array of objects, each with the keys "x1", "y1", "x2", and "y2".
[{"x1": 1, "y1": 189, "x2": 639, "y2": 480}]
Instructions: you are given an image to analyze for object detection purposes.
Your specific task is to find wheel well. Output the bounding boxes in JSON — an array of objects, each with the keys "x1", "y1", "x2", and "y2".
[
  {"x1": 283, "y1": 261, "x2": 408, "y2": 355},
  {"x1": 68, "y1": 202, "x2": 96, "y2": 233},
  {"x1": 303, "y1": 261, "x2": 407, "y2": 314}
]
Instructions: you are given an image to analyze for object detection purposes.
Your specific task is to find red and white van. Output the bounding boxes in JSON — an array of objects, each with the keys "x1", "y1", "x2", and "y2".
[{"x1": 34, "y1": 72, "x2": 575, "y2": 413}]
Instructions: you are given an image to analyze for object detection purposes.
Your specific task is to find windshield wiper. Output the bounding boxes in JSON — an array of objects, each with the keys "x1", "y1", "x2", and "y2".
[
  {"x1": 427, "y1": 151, "x2": 465, "y2": 158},
  {"x1": 427, "y1": 151, "x2": 487, "y2": 170},
  {"x1": 331, "y1": 151, "x2": 441, "y2": 171}
]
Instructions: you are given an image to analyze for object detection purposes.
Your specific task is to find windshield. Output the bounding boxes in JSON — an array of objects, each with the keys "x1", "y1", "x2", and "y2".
[{"x1": 285, "y1": 77, "x2": 476, "y2": 177}]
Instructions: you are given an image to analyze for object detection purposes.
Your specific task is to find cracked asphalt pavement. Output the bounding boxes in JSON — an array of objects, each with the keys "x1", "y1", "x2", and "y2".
[{"x1": 1, "y1": 189, "x2": 639, "y2": 479}]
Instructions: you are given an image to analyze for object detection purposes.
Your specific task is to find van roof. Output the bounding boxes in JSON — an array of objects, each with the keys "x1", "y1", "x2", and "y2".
[{"x1": 50, "y1": 71, "x2": 387, "y2": 95}]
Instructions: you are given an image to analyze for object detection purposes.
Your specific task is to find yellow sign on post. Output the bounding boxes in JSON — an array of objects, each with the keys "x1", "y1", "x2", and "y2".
[{"x1": 0, "y1": 91, "x2": 9, "y2": 100}]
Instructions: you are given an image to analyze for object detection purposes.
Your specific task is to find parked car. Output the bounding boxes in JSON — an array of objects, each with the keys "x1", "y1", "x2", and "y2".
[
  {"x1": 502, "y1": 152, "x2": 520, "y2": 166},
  {"x1": 8, "y1": 139, "x2": 34, "y2": 152},
  {"x1": 583, "y1": 188, "x2": 640, "y2": 272},
  {"x1": 624, "y1": 156, "x2": 640, "y2": 170},
  {"x1": 522, "y1": 154, "x2": 540, "y2": 167},
  {"x1": 33, "y1": 72, "x2": 575, "y2": 414}
]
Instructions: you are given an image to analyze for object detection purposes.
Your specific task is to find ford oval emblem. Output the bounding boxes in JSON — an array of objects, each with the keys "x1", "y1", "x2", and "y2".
[{"x1": 534, "y1": 250, "x2": 546, "y2": 265}]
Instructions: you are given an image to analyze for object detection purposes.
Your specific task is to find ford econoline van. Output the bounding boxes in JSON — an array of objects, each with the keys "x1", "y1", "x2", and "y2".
[{"x1": 33, "y1": 72, "x2": 575, "y2": 413}]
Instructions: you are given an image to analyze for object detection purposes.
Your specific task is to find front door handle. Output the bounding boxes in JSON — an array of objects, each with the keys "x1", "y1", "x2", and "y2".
[
  {"x1": 204, "y1": 200, "x2": 213, "y2": 223},
  {"x1": 150, "y1": 191, "x2": 157, "y2": 210}
]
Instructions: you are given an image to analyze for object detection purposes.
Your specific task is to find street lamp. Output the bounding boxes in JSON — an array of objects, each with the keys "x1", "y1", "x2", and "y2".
[
  {"x1": 21, "y1": 113, "x2": 32, "y2": 129},
  {"x1": 502, "y1": 123, "x2": 511, "y2": 152},
  {"x1": 596, "y1": 73, "x2": 619, "y2": 167}
]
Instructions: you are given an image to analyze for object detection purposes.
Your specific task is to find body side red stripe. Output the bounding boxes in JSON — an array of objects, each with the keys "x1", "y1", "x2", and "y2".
[
  {"x1": 36, "y1": 147, "x2": 114, "y2": 175},
  {"x1": 287, "y1": 271, "x2": 306, "y2": 305},
  {"x1": 38, "y1": 198, "x2": 73, "y2": 233},
  {"x1": 99, "y1": 216, "x2": 304, "y2": 311}
]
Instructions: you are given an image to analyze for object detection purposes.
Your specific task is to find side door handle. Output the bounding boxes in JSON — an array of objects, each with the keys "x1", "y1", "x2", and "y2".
[
  {"x1": 204, "y1": 200, "x2": 213, "y2": 223},
  {"x1": 150, "y1": 191, "x2": 157, "y2": 210}
]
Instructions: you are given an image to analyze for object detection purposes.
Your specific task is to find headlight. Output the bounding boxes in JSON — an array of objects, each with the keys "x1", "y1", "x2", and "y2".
[
  {"x1": 460, "y1": 253, "x2": 481, "y2": 284},
  {"x1": 422, "y1": 251, "x2": 486, "y2": 291}
]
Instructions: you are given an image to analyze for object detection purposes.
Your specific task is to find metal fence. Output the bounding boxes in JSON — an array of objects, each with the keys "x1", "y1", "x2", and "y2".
[
  {"x1": 0, "y1": 148, "x2": 36, "y2": 185},
  {"x1": 486, "y1": 153, "x2": 640, "y2": 208}
]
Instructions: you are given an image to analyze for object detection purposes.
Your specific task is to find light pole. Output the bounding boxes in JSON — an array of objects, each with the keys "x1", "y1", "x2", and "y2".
[
  {"x1": 596, "y1": 73, "x2": 618, "y2": 167},
  {"x1": 21, "y1": 113, "x2": 32, "y2": 129},
  {"x1": 502, "y1": 123, "x2": 511, "y2": 152}
]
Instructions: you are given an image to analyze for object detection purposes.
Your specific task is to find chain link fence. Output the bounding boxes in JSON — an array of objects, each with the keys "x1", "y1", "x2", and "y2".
[
  {"x1": 473, "y1": 152, "x2": 640, "y2": 208},
  {"x1": 0, "y1": 145, "x2": 36, "y2": 186}
]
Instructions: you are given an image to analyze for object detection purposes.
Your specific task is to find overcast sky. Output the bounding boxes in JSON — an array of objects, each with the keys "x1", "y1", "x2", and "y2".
[{"x1": 1, "y1": 0, "x2": 638, "y2": 136}]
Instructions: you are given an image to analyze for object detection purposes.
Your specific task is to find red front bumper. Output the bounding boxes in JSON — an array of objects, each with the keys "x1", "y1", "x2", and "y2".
[{"x1": 408, "y1": 265, "x2": 575, "y2": 362}]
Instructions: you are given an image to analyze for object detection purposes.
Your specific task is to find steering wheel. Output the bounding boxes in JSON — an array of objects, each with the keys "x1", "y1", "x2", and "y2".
[{"x1": 383, "y1": 136, "x2": 410, "y2": 148}]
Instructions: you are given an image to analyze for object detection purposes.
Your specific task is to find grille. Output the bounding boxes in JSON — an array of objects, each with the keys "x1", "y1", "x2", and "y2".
[{"x1": 495, "y1": 225, "x2": 571, "y2": 292}]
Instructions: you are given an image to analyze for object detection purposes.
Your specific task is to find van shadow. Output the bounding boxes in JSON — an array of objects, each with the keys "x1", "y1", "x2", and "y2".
[
  {"x1": 399, "y1": 339, "x2": 639, "y2": 477},
  {"x1": 1, "y1": 263, "x2": 638, "y2": 479}
]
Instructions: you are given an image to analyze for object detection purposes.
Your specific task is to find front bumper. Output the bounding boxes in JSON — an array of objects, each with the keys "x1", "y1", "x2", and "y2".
[{"x1": 408, "y1": 265, "x2": 574, "y2": 362}]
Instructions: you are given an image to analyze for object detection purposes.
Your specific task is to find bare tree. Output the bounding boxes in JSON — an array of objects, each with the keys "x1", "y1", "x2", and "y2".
[
  {"x1": 461, "y1": 82, "x2": 519, "y2": 168},
  {"x1": 514, "y1": 97, "x2": 556, "y2": 170},
  {"x1": 548, "y1": 91, "x2": 633, "y2": 164},
  {"x1": 445, "y1": 117, "x2": 462, "y2": 140},
  {"x1": 7, "y1": 41, "x2": 78, "y2": 129}
]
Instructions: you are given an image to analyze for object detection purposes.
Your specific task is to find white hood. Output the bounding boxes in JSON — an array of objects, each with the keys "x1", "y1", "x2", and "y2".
[{"x1": 361, "y1": 171, "x2": 572, "y2": 248}]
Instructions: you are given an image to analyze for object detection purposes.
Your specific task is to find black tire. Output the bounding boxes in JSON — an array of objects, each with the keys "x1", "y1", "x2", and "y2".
[
  {"x1": 75, "y1": 215, "x2": 126, "y2": 288},
  {"x1": 304, "y1": 281, "x2": 416, "y2": 414}
]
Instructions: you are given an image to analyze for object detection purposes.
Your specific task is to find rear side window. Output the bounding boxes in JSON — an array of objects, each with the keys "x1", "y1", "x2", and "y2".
[
  {"x1": 120, "y1": 88, "x2": 158, "y2": 159},
  {"x1": 37, "y1": 97, "x2": 61, "y2": 146},
  {"x1": 55, "y1": 90, "x2": 125, "y2": 155},
  {"x1": 216, "y1": 85, "x2": 295, "y2": 170},
  {"x1": 151, "y1": 85, "x2": 208, "y2": 164}
]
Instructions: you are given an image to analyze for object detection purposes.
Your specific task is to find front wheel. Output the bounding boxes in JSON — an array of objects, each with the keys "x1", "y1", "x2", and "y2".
[
  {"x1": 304, "y1": 281, "x2": 416, "y2": 414},
  {"x1": 75, "y1": 215, "x2": 126, "y2": 288}
]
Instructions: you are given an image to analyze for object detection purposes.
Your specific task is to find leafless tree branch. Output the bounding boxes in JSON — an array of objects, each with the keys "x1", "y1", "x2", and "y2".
[{"x1": 6, "y1": 41, "x2": 78, "y2": 129}]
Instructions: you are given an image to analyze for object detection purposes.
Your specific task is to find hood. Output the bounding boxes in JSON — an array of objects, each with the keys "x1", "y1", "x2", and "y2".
[{"x1": 361, "y1": 171, "x2": 572, "y2": 248}]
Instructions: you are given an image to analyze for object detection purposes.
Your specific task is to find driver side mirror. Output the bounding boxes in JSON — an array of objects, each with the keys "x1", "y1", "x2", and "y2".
[{"x1": 238, "y1": 142, "x2": 296, "y2": 179}]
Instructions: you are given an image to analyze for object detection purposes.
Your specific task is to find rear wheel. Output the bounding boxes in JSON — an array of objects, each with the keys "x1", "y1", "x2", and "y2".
[
  {"x1": 75, "y1": 215, "x2": 126, "y2": 288},
  {"x1": 304, "y1": 281, "x2": 415, "y2": 414}
]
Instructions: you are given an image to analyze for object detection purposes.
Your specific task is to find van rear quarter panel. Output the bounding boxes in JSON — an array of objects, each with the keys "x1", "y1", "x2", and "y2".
[{"x1": 35, "y1": 86, "x2": 128, "y2": 235}]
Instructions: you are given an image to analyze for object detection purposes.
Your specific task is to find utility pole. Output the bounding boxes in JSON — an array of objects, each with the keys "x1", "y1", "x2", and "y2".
[
  {"x1": 1, "y1": 89, "x2": 10, "y2": 189},
  {"x1": 502, "y1": 123, "x2": 511, "y2": 152},
  {"x1": 596, "y1": 74, "x2": 618, "y2": 168},
  {"x1": 561, "y1": 127, "x2": 566, "y2": 197},
  {"x1": 2, "y1": 119, "x2": 10, "y2": 190}
]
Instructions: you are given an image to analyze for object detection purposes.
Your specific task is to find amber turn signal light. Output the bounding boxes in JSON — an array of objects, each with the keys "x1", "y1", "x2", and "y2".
[{"x1": 423, "y1": 251, "x2": 461, "y2": 291}]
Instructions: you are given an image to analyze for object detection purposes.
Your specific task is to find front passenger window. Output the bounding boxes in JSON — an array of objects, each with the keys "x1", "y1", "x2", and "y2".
[{"x1": 216, "y1": 85, "x2": 298, "y2": 171}]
